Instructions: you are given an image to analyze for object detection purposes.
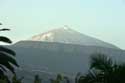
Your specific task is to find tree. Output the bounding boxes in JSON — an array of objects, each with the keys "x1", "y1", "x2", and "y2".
[
  {"x1": 78, "y1": 53, "x2": 125, "y2": 83},
  {"x1": 50, "y1": 74, "x2": 63, "y2": 83},
  {"x1": 75, "y1": 72, "x2": 82, "y2": 83},
  {"x1": 50, "y1": 78, "x2": 56, "y2": 83},
  {"x1": 0, "y1": 75, "x2": 9, "y2": 83},
  {"x1": 0, "y1": 23, "x2": 19, "y2": 80},
  {"x1": 34, "y1": 75, "x2": 42, "y2": 83},
  {"x1": 12, "y1": 74, "x2": 23, "y2": 83},
  {"x1": 64, "y1": 76, "x2": 70, "y2": 83}
]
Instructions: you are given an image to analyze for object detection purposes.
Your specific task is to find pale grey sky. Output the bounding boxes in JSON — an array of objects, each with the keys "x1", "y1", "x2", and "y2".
[{"x1": 0, "y1": 0, "x2": 125, "y2": 49}]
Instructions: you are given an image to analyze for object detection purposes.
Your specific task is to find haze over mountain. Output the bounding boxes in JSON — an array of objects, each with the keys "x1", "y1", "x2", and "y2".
[
  {"x1": 7, "y1": 27, "x2": 123, "y2": 83},
  {"x1": 30, "y1": 27, "x2": 119, "y2": 49},
  {"x1": 10, "y1": 41, "x2": 124, "y2": 83}
]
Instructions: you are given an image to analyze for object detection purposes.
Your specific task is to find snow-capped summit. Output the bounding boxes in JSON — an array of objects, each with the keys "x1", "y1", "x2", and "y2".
[
  {"x1": 29, "y1": 26, "x2": 119, "y2": 49},
  {"x1": 30, "y1": 27, "x2": 78, "y2": 42}
]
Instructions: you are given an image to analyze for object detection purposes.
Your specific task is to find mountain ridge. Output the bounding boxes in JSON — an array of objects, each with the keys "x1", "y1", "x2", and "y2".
[
  {"x1": 8, "y1": 40, "x2": 124, "y2": 83},
  {"x1": 29, "y1": 27, "x2": 119, "y2": 49},
  {"x1": 14, "y1": 40, "x2": 120, "y2": 50}
]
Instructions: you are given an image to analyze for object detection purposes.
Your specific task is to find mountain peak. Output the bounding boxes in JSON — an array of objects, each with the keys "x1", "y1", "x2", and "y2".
[
  {"x1": 61, "y1": 25, "x2": 73, "y2": 30},
  {"x1": 29, "y1": 27, "x2": 119, "y2": 49},
  {"x1": 51, "y1": 26, "x2": 76, "y2": 32}
]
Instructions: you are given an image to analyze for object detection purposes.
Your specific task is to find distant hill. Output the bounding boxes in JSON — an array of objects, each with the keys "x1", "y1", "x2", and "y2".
[
  {"x1": 7, "y1": 41, "x2": 125, "y2": 83},
  {"x1": 29, "y1": 27, "x2": 119, "y2": 49},
  {"x1": 8, "y1": 27, "x2": 123, "y2": 83}
]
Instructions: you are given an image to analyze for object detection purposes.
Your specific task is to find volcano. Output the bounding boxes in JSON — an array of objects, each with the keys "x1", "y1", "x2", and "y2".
[{"x1": 30, "y1": 27, "x2": 119, "y2": 49}]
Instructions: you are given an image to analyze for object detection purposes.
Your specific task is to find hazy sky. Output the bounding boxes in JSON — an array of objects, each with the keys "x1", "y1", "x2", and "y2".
[{"x1": 0, "y1": 0, "x2": 125, "y2": 49}]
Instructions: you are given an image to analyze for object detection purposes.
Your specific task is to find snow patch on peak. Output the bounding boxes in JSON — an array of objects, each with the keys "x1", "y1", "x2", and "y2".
[
  {"x1": 31, "y1": 32, "x2": 54, "y2": 42},
  {"x1": 41, "y1": 32, "x2": 54, "y2": 42},
  {"x1": 57, "y1": 25, "x2": 73, "y2": 31},
  {"x1": 63, "y1": 25, "x2": 71, "y2": 30},
  {"x1": 64, "y1": 27, "x2": 69, "y2": 30},
  {"x1": 29, "y1": 27, "x2": 119, "y2": 49},
  {"x1": 42, "y1": 32, "x2": 53, "y2": 39}
]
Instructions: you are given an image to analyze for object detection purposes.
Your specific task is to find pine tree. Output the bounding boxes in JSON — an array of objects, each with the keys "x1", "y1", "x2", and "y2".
[{"x1": 34, "y1": 75, "x2": 42, "y2": 83}]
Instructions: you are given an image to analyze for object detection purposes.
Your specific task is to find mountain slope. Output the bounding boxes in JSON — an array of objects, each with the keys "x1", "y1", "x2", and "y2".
[
  {"x1": 9, "y1": 27, "x2": 122, "y2": 83},
  {"x1": 30, "y1": 27, "x2": 119, "y2": 49},
  {"x1": 13, "y1": 41, "x2": 124, "y2": 75},
  {"x1": 8, "y1": 41, "x2": 125, "y2": 83}
]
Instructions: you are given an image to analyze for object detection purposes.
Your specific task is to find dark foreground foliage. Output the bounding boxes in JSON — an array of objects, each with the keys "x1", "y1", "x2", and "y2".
[
  {"x1": 78, "y1": 53, "x2": 125, "y2": 83},
  {"x1": 0, "y1": 23, "x2": 19, "y2": 83}
]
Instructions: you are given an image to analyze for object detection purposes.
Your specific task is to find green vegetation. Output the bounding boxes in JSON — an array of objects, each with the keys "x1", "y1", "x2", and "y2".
[
  {"x1": 63, "y1": 76, "x2": 70, "y2": 83},
  {"x1": 12, "y1": 74, "x2": 24, "y2": 83},
  {"x1": 34, "y1": 75, "x2": 42, "y2": 83},
  {"x1": 50, "y1": 74, "x2": 70, "y2": 83},
  {"x1": 50, "y1": 74, "x2": 63, "y2": 83},
  {"x1": 0, "y1": 24, "x2": 124, "y2": 83},
  {"x1": 0, "y1": 75, "x2": 9, "y2": 83},
  {"x1": 75, "y1": 72, "x2": 82, "y2": 83},
  {"x1": 0, "y1": 23, "x2": 19, "y2": 82},
  {"x1": 78, "y1": 53, "x2": 125, "y2": 83}
]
